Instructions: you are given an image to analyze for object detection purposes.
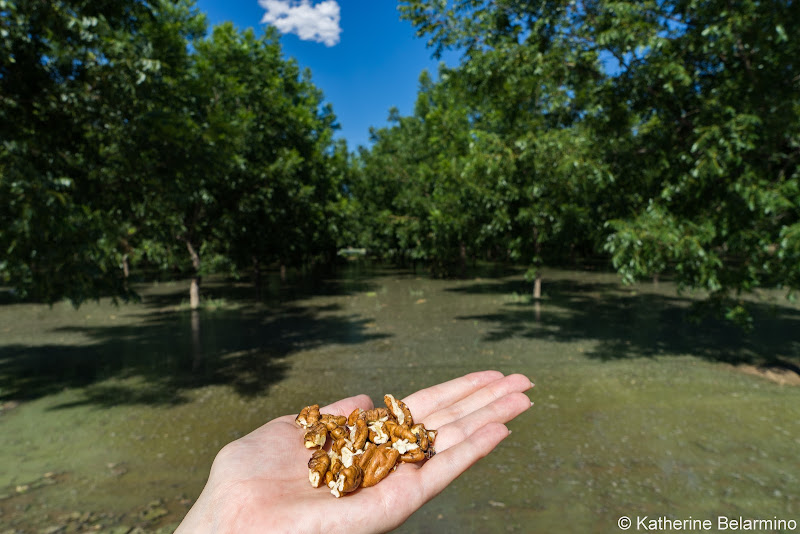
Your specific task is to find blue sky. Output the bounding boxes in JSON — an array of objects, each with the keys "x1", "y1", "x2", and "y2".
[{"x1": 193, "y1": 0, "x2": 457, "y2": 150}]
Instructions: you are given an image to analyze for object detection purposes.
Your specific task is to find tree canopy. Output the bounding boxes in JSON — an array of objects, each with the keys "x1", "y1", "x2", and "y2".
[
  {"x1": 2, "y1": 0, "x2": 798, "y2": 324},
  {"x1": 353, "y1": 0, "x2": 799, "y2": 318},
  {"x1": 1, "y1": 0, "x2": 346, "y2": 308}
]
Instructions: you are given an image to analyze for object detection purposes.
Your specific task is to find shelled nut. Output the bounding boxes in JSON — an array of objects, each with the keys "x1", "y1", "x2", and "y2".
[{"x1": 294, "y1": 395, "x2": 437, "y2": 497}]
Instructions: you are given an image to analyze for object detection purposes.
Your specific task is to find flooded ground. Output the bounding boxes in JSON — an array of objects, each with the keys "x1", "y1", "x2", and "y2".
[{"x1": 1, "y1": 264, "x2": 799, "y2": 533}]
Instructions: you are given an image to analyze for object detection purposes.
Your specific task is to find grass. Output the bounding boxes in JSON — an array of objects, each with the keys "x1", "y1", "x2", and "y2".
[
  {"x1": 1, "y1": 266, "x2": 798, "y2": 533},
  {"x1": 502, "y1": 291, "x2": 533, "y2": 304}
]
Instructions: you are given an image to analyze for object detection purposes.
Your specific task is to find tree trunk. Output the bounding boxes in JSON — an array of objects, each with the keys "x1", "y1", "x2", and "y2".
[
  {"x1": 185, "y1": 239, "x2": 201, "y2": 310},
  {"x1": 459, "y1": 241, "x2": 467, "y2": 278},
  {"x1": 121, "y1": 253, "x2": 131, "y2": 294},
  {"x1": 191, "y1": 309, "x2": 203, "y2": 371},
  {"x1": 189, "y1": 277, "x2": 200, "y2": 310},
  {"x1": 532, "y1": 226, "x2": 542, "y2": 299},
  {"x1": 253, "y1": 256, "x2": 262, "y2": 300},
  {"x1": 280, "y1": 262, "x2": 287, "y2": 283},
  {"x1": 119, "y1": 238, "x2": 132, "y2": 283},
  {"x1": 533, "y1": 274, "x2": 542, "y2": 299}
]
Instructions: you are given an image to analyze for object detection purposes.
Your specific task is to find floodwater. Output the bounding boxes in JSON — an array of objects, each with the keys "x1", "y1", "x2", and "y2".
[{"x1": 1, "y1": 264, "x2": 799, "y2": 533}]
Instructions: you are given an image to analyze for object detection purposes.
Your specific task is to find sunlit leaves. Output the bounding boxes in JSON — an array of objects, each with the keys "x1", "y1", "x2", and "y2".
[
  {"x1": 0, "y1": 0, "x2": 203, "y2": 303},
  {"x1": 389, "y1": 0, "x2": 800, "y2": 321},
  {"x1": 0, "y1": 1, "x2": 343, "y2": 304}
]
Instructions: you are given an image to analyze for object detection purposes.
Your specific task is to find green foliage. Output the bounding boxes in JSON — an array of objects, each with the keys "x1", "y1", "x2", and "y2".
[
  {"x1": 593, "y1": 0, "x2": 800, "y2": 321},
  {"x1": 366, "y1": 0, "x2": 800, "y2": 321},
  {"x1": 130, "y1": 22, "x2": 344, "y2": 281},
  {"x1": 351, "y1": 70, "x2": 487, "y2": 275},
  {"x1": 3, "y1": 0, "x2": 798, "y2": 327},
  {"x1": 0, "y1": 0, "x2": 204, "y2": 303},
  {"x1": 0, "y1": 0, "x2": 345, "y2": 305},
  {"x1": 359, "y1": 2, "x2": 606, "y2": 278}
]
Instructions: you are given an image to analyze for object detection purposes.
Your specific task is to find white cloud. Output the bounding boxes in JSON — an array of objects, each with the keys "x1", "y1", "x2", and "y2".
[{"x1": 259, "y1": 0, "x2": 341, "y2": 46}]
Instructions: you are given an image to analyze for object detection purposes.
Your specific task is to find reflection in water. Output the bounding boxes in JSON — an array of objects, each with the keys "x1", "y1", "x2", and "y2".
[{"x1": 191, "y1": 309, "x2": 202, "y2": 372}]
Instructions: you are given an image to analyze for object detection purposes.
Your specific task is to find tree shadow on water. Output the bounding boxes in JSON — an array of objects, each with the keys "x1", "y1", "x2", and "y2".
[
  {"x1": 450, "y1": 277, "x2": 800, "y2": 370},
  {"x1": 0, "y1": 280, "x2": 391, "y2": 408}
]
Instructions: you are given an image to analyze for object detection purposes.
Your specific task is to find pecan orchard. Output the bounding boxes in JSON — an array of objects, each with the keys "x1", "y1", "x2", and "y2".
[{"x1": 295, "y1": 395, "x2": 437, "y2": 498}]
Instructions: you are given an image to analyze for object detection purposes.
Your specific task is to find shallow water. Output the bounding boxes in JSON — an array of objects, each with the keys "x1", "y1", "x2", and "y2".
[{"x1": 1, "y1": 264, "x2": 799, "y2": 532}]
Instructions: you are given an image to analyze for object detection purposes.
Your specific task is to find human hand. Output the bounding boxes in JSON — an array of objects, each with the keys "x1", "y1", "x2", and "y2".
[{"x1": 175, "y1": 370, "x2": 533, "y2": 534}]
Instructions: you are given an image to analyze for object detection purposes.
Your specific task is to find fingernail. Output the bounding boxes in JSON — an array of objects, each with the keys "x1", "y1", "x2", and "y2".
[{"x1": 530, "y1": 381, "x2": 535, "y2": 388}]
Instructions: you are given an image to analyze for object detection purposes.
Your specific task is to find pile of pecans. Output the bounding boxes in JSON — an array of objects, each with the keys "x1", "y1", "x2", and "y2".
[{"x1": 295, "y1": 394, "x2": 437, "y2": 498}]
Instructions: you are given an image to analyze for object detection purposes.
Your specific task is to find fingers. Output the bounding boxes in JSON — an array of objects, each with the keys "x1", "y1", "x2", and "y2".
[
  {"x1": 319, "y1": 393, "x2": 374, "y2": 417},
  {"x1": 412, "y1": 423, "x2": 512, "y2": 506},
  {"x1": 402, "y1": 370, "x2": 505, "y2": 421},
  {"x1": 421, "y1": 373, "x2": 533, "y2": 430},
  {"x1": 432, "y1": 392, "x2": 532, "y2": 452}
]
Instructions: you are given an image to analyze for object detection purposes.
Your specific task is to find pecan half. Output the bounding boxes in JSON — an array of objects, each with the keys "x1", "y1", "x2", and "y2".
[
  {"x1": 325, "y1": 455, "x2": 343, "y2": 487},
  {"x1": 384, "y1": 394, "x2": 413, "y2": 426},
  {"x1": 304, "y1": 422, "x2": 327, "y2": 449},
  {"x1": 330, "y1": 436, "x2": 347, "y2": 456},
  {"x1": 320, "y1": 413, "x2": 347, "y2": 431},
  {"x1": 361, "y1": 443, "x2": 400, "y2": 488},
  {"x1": 368, "y1": 420, "x2": 390, "y2": 445},
  {"x1": 399, "y1": 447, "x2": 425, "y2": 463},
  {"x1": 357, "y1": 442, "x2": 377, "y2": 471},
  {"x1": 390, "y1": 423, "x2": 417, "y2": 444},
  {"x1": 330, "y1": 425, "x2": 348, "y2": 441},
  {"x1": 308, "y1": 448, "x2": 330, "y2": 488},
  {"x1": 359, "y1": 407, "x2": 389, "y2": 423},
  {"x1": 349, "y1": 419, "x2": 369, "y2": 451},
  {"x1": 341, "y1": 445, "x2": 365, "y2": 468},
  {"x1": 295, "y1": 404, "x2": 320, "y2": 429},
  {"x1": 347, "y1": 407, "x2": 363, "y2": 426},
  {"x1": 329, "y1": 465, "x2": 363, "y2": 498},
  {"x1": 410, "y1": 423, "x2": 428, "y2": 451}
]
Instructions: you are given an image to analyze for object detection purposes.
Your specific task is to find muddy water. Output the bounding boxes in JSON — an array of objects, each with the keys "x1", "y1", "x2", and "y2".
[{"x1": 1, "y1": 264, "x2": 799, "y2": 533}]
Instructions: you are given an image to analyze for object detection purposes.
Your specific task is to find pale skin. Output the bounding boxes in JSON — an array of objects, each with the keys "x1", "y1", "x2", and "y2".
[{"x1": 176, "y1": 370, "x2": 534, "y2": 534}]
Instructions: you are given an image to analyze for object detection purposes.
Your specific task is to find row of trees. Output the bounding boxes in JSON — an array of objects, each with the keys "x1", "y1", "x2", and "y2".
[
  {"x1": 1, "y1": 0, "x2": 348, "y2": 308},
  {"x1": 352, "y1": 0, "x2": 800, "y2": 321},
  {"x1": 1, "y1": 0, "x2": 799, "y2": 323}
]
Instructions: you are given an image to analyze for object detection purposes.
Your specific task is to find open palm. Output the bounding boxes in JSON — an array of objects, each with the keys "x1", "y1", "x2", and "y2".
[{"x1": 176, "y1": 370, "x2": 533, "y2": 534}]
